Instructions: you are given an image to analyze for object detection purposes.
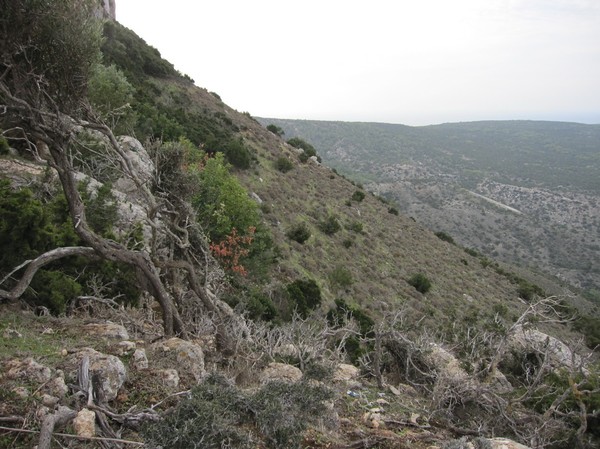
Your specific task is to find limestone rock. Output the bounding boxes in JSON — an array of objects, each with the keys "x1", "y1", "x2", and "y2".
[
  {"x1": 73, "y1": 349, "x2": 127, "y2": 402},
  {"x1": 152, "y1": 338, "x2": 205, "y2": 383},
  {"x1": 261, "y1": 362, "x2": 303, "y2": 384},
  {"x1": 508, "y1": 326, "x2": 581, "y2": 369},
  {"x1": 132, "y1": 348, "x2": 148, "y2": 370},
  {"x1": 73, "y1": 408, "x2": 96, "y2": 438},
  {"x1": 488, "y1": 437, "x2": 531, "y2": 449},
  {"x1": 83, "y1": 322, "x2": 129, "y2": 341},
  {"x1": 3, "y1": 328, "x2": 22, "y2": 339},
  {"x1": 333, "y1": 363, "x2": 360, "y2": 382},
  {"x1": 157, "y1": 369, "x2": 180, "y2": 388},
  {"x1": 46, "y1": 373, "x2": 69, "y2": 398},
  {"x1": 41, "y1": 394, "x2": 59, "y2": 408},
  {"x1": 5, "y1": 358, "x2": 52, "y2": 383},
  {"x1": 114, "y1": 340, "x2": 136, "y2": 356},
  {"x1": 114, "y1": 136, "x2": 154, "y2": 202}
]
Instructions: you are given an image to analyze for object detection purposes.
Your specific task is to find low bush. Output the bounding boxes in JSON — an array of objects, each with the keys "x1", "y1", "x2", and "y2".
[
  {"x1": 286, "y1": 222, "x2": 311, "y2": 244},
  {"x1": 275, "y1": 156, "x2": 294, "y2": 173},
  {"x1": 351, "y1": 190, "x2": 365, "y2": 202},
  {"x1": 286, "y1": 278, "x2": 322, "y2": 318},
  {"x1": 142, "y1": 375, "x2": 334, "y2": 449},
  {"x1": 388, "y1": 206, "x2": 399, "y2": 215},
  {"x1": 318, "y1": 214, "x2": 341, "y2": 235},
  {"x1": 407, "y1": 273, "x2": 432, "y2": 294},
  {"x1": 435, "y1": 231, "x2": 455, "y2": 244}
]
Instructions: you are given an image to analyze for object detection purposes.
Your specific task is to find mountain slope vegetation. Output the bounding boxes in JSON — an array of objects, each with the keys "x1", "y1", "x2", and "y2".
[
  {"x1": 259, "y1": 118, "x2": 600, "y2": 296},
  {"x1": 1, "y1": 4, "x2": 599, "y2": 448}
]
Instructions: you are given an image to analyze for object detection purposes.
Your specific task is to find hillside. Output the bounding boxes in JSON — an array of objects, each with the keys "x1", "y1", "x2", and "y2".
[
  {"x1": 1, "y1": 3, "x2": 599, "y2": 449},
  {"x1": 258, "y1": 118, "x2": 600, "y2": 296}
]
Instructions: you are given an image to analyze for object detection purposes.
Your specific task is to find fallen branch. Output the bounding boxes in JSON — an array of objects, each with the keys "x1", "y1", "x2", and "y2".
[
  {"x1": 0, "y1": 425, "x2": 144, "y2": 445},
  {"x1": 38, "y1": 406, "x2": 77, "y2": 449},
  {"x1": 0, "y1": 246, "x2": 98, "y2": 301}
]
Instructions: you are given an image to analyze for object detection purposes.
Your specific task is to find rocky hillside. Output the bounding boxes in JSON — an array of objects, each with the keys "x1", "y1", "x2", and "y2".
[
  {"x1": 1, "y1": 2, "x2": 599, "y2": 448},
  {"x1": 259, "y1": 119, "x2": 600, "y2": 297}
]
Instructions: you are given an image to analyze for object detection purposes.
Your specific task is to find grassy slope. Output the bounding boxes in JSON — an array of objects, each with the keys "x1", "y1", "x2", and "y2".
[{"x1": 94, "y1": 23, "x2": 595, "y2": 340}]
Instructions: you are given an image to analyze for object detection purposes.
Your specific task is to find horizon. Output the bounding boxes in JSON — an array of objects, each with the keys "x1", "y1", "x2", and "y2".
[{"x1": 116, "y1": 1, "x2": 600, "y2": 127}]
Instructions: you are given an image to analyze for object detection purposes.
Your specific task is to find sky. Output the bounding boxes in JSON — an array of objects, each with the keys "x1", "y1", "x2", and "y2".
[{"x1": 116, "y1": 0, "x2": 600, "y2": 126}]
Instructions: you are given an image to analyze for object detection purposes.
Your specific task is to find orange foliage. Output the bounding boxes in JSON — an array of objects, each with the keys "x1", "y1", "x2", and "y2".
[{"x1": 210, "y1": 227, "x2": 256, "y2": 276}]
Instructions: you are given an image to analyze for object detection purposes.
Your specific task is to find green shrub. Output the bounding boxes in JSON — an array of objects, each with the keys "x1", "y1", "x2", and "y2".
[
  {"x1": 351, "y1": 190, "x2": 365, "y2": 202},
  {"x1": 224, "y1": 138, "x2": 252, "y2": 169},
  {"x1": 142, "y1": 375, "x2": 333, "y2": 449},
  {"x1": 246, "y1": 291, "x2": 277, "y2": 321},
  {"x1": 286, "y1": 222, "x2": 311, "y2": 244},
  {"x1": 347, "y1": 221, "x2": 364, "y2": 233},
  {"x1": 318, "y1": 214, "x2": 341, "y2": 235},
  {"x1": 275, "y1": 156, "x2": 294, "y2": 173},
  {"x1": 251, "y1": 380, "x2": 334, "y2": 448},
  {"x1": 328, "y1": 266, "x2": 353, "y2": 291},
  {"x1": 266, "y1": 124, "x2": 284, "y2": 137},
  {"x1": 517, "y1": 280, "x2": 544, "y2": 301},
  {"x1": 286, "y1": 279, "x2": 322, "y2": 318},
  {"x1": 388, "y1": 206, "x2": 399, "y2": 215},
  {"x1": 435, "y1": 231, "x2": 455, "y2": 244},
  {"x1": 407, "y1": 273, "x2": 432, "y2": 294},
  {"x1": 342, "y1": 238, "x2": 354, "y2": 248},
  {"x1": 0, "y1": 135, "x2": 9, "y2": 155},
  {"x1": 87, "y1": 63, "x2": 135, "y2": 132}
]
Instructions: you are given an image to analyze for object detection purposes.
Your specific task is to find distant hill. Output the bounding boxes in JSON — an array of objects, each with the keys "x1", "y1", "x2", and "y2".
[{"x1": 259, "y1": 118, "x2": 600, "y2": 295}]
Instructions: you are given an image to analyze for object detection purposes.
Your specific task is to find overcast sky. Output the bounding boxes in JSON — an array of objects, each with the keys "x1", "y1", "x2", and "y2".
[{"x1": 116, "y1": 0, "x2": 600, "y2": 126}]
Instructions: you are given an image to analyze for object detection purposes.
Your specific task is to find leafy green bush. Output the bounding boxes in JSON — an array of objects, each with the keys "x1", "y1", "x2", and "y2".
[
  {"x1": 286, "y1": 279, "x2": 322, "y2": 318},
  {"x1": 246, "y1": 291, "x2": 277, "y2": 321},
  {"x1": 223, "y1": 138, "x2": 252, "y2": 169},
  {"x1": 193, "y1": 153, "x2": 261, "y2": 242},
  {"x1": 275, "y1": 156, "x2": 294, "y2": 173},
  {"x1": 407, "y1": 273, "x2": 432, "y2": 294},
  {"x1": 346, "y1": 220, "x2": 364, "y2": 233},
  {"x1": 516, "y1": 279, "x2": 545, "y2": 301},
  {"x1": 351, "y1": 190, "x2": 365, "y2": 202},
  {"x1": 328, "y1": 266, "x2": 353, "y2": 291},
  {"x1": 435, "y1": 231, "x2": 455, "y2": 244},
  {"x1": 87, "y1": 63, "x2": 135, "y2": 131},
  {"x1": 266, "y1": 124, "x2": 284, "y2": 137},
  {"x1": 318, "y1": 214, "x2": 341, "y2": 235},
  {"x1": 286, "y1": 222, "x2": 311, "y2": 244}
]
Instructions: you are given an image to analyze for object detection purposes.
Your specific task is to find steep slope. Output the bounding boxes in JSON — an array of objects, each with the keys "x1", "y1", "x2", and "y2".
[
  {"x1": 2, "y1": 10, "x2": 599, "y2": 449},
  {"x1": 258, "y1": 118, "x2": 600, "y2": 296}
]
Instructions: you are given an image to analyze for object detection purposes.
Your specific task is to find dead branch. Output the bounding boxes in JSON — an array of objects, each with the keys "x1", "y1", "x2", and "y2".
[
  {"x1": 0, "y1": 425, "x2": 144, "y2": 445},
  {"x1": 37, "y1": 406, "x2": 77, "y2": 449},
  {"x1": 0, "y1": 246, "x2": 97, "y2": 301}
]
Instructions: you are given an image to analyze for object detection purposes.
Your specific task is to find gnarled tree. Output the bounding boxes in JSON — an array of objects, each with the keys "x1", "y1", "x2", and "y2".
[{"x1": 0, "y1": 0, "x2": 233, "y2": 336}]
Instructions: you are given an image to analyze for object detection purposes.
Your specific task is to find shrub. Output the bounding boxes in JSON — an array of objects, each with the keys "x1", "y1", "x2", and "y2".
[
  {"x1": 328, "y1": 266, "x2": 353, "y2": 291},
  {"x1": 143, "y1": 375, "x2": 334, "y2": 449},
  {"x1": 266, "y1": 124, "x2": 284, "y2": 137},
  {"x1": 351, "y1": 190, "x2": 365, "y2": 202},
  {"x1": 347, "y1": 221, "x2": 364, "y2": 233},
  {"x1": 388, "y1": 206, "x2": 399, "y2": 215},
  {"x1": 286, "y1": 279, "x2": 322, "y2": 318},
  {"x1": 318, "y1": 214, "x2": 341, "y2": 235},
  {"x1": 0, "y1": 135, "x2": 9, "y2": 155},
  {"x1": 286, "y1": 222, "x2": 311, "y2": 244},
  {"x1": 517, "y1": 280, "x2": 545, "y2": 301},
  {"x1": 408, "y1": 273, "x2": 432, "y2": 294},
  {"x1": 251, "y1": 380, "x2": 334, "y2": 448},
  {"x1": 275, "y1": 156, "x2": 294, "y2": 173},
  {"x1": 87, "y1": 63, "x2": 135, "y2": 131},
  {"x1": 246, "y1": 291, "x2": 277, "y2": 321},
  {"x1": 223, "y1": 138, "x2": 252, "y2": 169},
  {"x1": 435, "y1": 231, "x2": 455, "y2": 244}
]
